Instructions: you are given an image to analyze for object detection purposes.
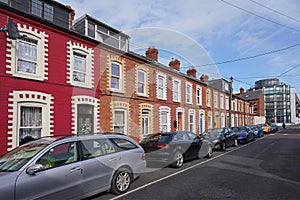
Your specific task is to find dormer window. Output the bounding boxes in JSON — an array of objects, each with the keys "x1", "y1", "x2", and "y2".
[{"x1": 30, "y1": 0, "x2": 54, "y2": 21}]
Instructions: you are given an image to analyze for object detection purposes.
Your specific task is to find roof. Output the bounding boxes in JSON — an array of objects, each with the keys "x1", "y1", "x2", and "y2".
[
  {"x1": 74, "y1": 14, "x2": 130, "y2": 38},
  {"x1": 236, "y1": 90, "x2": 261, "y2": 100}
]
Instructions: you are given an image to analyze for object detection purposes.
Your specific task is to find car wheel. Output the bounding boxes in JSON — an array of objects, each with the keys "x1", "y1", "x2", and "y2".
[
  {"x1": 205, "y1": 145, "x2": 213, "y2": 158},
  {"x1": 110, "y1": 168, "x2": 132, "y2": 195},
  {"x1": 220, "y1": 141, "x2": 226, "y2": 151},
  {"x1": 233, "y1": 138, "x2": 238, "y2": 147},
  {"x1": 172, "y1": 151, "x2": 184, "y2": 168}
]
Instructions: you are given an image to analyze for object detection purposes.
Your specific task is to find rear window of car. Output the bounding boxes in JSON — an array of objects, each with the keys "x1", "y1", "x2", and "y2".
[
  {"x1": 141, "y1": 134, "x2": 171, "y2": 144},
  {"x1": 110, "y1": 138, "x2": 138, "y2": 150}
]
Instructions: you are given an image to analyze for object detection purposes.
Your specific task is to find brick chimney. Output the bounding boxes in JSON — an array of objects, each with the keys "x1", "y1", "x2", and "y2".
[
  {"x1": 200, "y1": 74, "x2": 209, "y2": 82},
  {"x1": 169, "y1": 58, "x2": 180, "y2": 71},
  {"x1": 240, "y1": 87, "x2": 244, "y2": 94},
  {"x1": 66, "y1": 5, "x2": 75, "y2": 29},
  {"x1": 145, "y1": 46, "x2": 158, "y2": 61},
  {"x1": 187, "y1": 68, "x2": 197, "y2": 78}
]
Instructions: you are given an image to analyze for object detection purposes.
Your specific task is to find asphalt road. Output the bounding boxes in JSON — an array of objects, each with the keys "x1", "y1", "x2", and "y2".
[{"x1": 92, "y1": 128, "x2": 300, "y2": 200}]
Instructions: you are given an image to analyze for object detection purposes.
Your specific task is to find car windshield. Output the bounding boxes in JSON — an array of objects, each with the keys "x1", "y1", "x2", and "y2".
[
  {"x1": 232, "y1": 127, "x2": 246, "y2": 132},
  {"x1": 204, "y1": 129, "x2": 223, "y2": 137},
  {"x1": 0, "y1": 142, "x2": 48, "y2": 172}
]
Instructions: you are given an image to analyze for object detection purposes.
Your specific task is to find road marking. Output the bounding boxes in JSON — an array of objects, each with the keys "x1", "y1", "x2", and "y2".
[
  {"x1": 270, "y1": 134, "x2": 275, "y2": 136},
  {"x1": 111, "y1": 136, "x2": 267, "y2": 200},
  {"x1": 283, "y1": 134, "x2": 288, "y2": 136}
]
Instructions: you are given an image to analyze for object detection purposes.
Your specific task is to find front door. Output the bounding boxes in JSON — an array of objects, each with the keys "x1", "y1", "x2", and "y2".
[{"x1": 178, "y1": 112, "x2": 182, "y2": 131}]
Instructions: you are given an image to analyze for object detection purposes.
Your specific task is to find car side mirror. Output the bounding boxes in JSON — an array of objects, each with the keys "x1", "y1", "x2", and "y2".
[{"x1": 26, "y1": 164, "x2": 43, "y2": 175}]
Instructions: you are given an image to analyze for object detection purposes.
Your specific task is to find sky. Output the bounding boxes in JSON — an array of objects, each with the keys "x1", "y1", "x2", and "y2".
[{"x1": 59, "y1": 0, "x2": 300, "y2": 93}]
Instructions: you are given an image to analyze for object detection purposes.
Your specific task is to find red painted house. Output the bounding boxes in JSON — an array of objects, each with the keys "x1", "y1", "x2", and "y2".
[{"x1": 0, "y1": 0, "x2": 100, "y2": 155}]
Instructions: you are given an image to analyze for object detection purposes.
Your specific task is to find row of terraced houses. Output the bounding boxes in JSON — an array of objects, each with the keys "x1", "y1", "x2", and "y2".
[{"x1": 0, "y1": 0, "x2": 255, "y2": 155}]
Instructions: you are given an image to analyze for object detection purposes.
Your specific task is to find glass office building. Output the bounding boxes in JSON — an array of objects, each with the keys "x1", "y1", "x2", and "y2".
[{"x1": 254, "y1": 78, "x2": 291, "y2": 123}]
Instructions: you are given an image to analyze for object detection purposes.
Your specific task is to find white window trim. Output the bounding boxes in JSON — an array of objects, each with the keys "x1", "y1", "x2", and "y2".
[
  {"x1": 186, "y1": 82, "x2": 193, "y2": 104},
  {"x1": 196, "y1": 85, "x2": 202, "y2": 106},
  {"x1": 136, "y1": 67, "x2": 149, "y2": 97},
  {"x1": 139, "y1": 103, "x2": 153, "y2": 138},
  {"x1": 71, "y1": 96, "x2": 100, "y2": 135},
  {"x1": 206, "y1": 89, "x2": 211, "y2": 107},
  {"x1": 109, "y1": 60, "x2": 125, "y2": 93},
  {"x1": 111, "y1": 101, "x2": 130, "y2": 135},
  {"x1": 220, "y1": 94, "x2": 224, "y2": 109},
  {"x1": 113, "y1": 109, "x2": 128, "y2": 135},
  {"x1": 173, "y1": 78, "x2": 181, "y2": 102},
  {"x1": 159, "y1": 106, "x2": 171, "y2": 132},
  {"x1": 226, "y1": 96, "x2": 229, "y2": 110},
  {"x1": 188, "y1": 109, "x2": 196, "y2": 133},
  {"x1": 6, "y1": 24, "x2": 49, "y2": 81},
  {"x1": 156, "y1": 72, "x2": 167, "y2": 100},
  {"x1": 8, "y1": 91, "x2": 53, "y2": 150},
  {"x1": 67, "y1": 41, "x2": 94, "y2": 88},
  {"x1": 214, "y1": 93, "x2": 218, "y2": 108}
]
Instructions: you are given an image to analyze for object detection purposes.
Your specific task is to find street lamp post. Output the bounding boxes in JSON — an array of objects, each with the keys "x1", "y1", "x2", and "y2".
[{"x1": 229, "y1": 77, "x2": 233, "y2": 128}]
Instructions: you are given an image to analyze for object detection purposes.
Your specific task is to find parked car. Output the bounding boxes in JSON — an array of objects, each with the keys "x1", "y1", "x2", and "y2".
[
  {"x1": 140, "y1": 131, "x2": 213, "y2": 168},
  {"x1": 203, "y1": 128, "x2": 237, "y2": 151},
  {"x1": 232, "y1": 126, "x2": 255, "y2": 143},
  {"x1": 261, "y1": 123, "x2": 271, "y2": 133},
  {"x1": 249, "y1": 125, "x2": 264, "y2": 138},
  {"x1": 0, "y1": 134, "x2": 146, "y2": 199},
  {"x1": 270, "y1": 123, "x2": 279, "y2": 133}
]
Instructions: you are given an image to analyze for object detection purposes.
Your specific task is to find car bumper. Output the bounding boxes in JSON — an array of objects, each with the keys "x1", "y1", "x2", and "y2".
[{"x1": 237, "y1": 136, "x2": 248, "y2": 143}]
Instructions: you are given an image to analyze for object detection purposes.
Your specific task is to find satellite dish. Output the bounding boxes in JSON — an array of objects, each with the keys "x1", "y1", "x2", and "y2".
[
  {"x1": 7, "y1": 17, "x2": 21, "y2": 40},
  {"x1": 0, "y1": 17, "x2": 21, "y2": 40}
]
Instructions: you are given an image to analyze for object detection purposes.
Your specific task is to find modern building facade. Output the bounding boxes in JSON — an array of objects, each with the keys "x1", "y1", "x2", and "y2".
[{"x1": 252, "y1": 78, "x2": 298, "y2": 124}]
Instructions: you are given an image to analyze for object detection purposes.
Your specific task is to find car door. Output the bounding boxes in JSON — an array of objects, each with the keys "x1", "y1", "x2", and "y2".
[
  {"x1": 224, "y1": 128, "x2": 234, "y2": 146},
  {"x1": 186, "y1": 132, "x2": 202, "y2": 158},
  {"x1": 79, "y1": 138, "x2": 121, "y2": 196},
  {"x1": 15, "y1": 141, "x2": 83, "y2": 200}
]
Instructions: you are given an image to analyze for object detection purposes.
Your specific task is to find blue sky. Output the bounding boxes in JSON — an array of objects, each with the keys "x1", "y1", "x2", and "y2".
[{"x1": 59, "y1": 0, "x2": 300, "y2": 93}]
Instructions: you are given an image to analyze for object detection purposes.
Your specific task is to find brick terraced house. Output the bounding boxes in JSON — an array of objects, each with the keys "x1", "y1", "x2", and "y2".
[{"x1": 0, "y1": 0, "x2": 254, "y2": 155}]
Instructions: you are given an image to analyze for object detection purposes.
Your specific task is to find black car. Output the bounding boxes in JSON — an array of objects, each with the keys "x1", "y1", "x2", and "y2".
[
  {"x1": 203, "y1": 128, "x2": 237, "y2": 151},
  {"x1": 270, "y1": 123, "x2": 279, "y2": 133},
  {"x1": 140, "y1": 131, "x2": 213, "y2": 168}
]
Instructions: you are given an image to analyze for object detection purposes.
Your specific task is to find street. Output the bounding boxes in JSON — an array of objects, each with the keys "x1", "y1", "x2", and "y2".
[{"x1": 91, "y1": 128, "x2": 300, "y2": 200}]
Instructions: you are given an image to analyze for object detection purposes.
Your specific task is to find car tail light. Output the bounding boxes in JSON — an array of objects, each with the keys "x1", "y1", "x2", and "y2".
[
  {"x1": 157, "y1": 144, "x2": 170, "y2": 149},
  {"x1": 141, "y1": 153, "x2": 146, "y2": 161}
]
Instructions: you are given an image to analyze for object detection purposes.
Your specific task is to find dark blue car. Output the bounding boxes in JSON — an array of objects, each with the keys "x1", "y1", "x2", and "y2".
[
  {"x1": 249, "y1": 125, "x2": 264, "y2": 138},
  {"x1": 232, "y1": 126, "x2": 255, "y2": 143}
]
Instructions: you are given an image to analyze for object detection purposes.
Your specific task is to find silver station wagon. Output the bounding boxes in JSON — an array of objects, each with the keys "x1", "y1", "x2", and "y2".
[{"x1": 0, "y1": 134, "x2": 146, "y2": 199}]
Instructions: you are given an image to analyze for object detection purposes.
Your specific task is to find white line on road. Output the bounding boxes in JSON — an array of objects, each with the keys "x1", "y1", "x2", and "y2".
[
  {"x1": 111, "y1": 136, "x2": 267, "y2": 200},
  {"x1": 283, "y1": 134, "x2": 288, "y2": 135}
]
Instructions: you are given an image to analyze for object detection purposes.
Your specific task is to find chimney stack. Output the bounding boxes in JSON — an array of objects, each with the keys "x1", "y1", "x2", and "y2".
[
  {"x1": 66, "y1": 5, "x2": 75, "y2": 29},
  {"x1": 187, "y1": 68, "x2": 197, "y2": 78},
  {"x1": 200, "y1": 74, "x2": 209, "y2": 82},
  {"x1": 145, "y1": 46, "x2": 158, "y2": 61},
  {"x1": 169, "y1": 58, "x2": 180, "y2": 71},
  {"x1": 240, "y1": 87, "x2": 244, "y2": 94}
]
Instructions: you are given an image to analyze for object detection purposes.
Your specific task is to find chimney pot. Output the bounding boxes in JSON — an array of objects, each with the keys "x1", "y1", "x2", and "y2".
[
  {"x1": 145, "y1": 46, "x2": 158, "y2": 61},
  {"x1": 187, "y1": 68, "x2": 197, "y2": 78},
  {"x1": 200, "y1": 74, "x2": 209, "y2": 82},
  {"x1": 169, "y1": 58, "x2": 181, "y2": 71},
  {"x1": 240, "y1": 87, "x2": 245, "y2": 94}
]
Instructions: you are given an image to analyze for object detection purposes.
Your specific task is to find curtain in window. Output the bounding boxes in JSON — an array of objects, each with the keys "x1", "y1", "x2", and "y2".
[
  {"x1": 17, "y1": 41, "x2": 37, "y2": 74},
  {"x1": 73, "y1": 54, "x2": 86, "y2": 82},
  {"x1": 19, "y1": 106, "x2": 42, "y2": 142},
  {"x1": 114, "y1": 110, "x2": 125, "y2": 134}
]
